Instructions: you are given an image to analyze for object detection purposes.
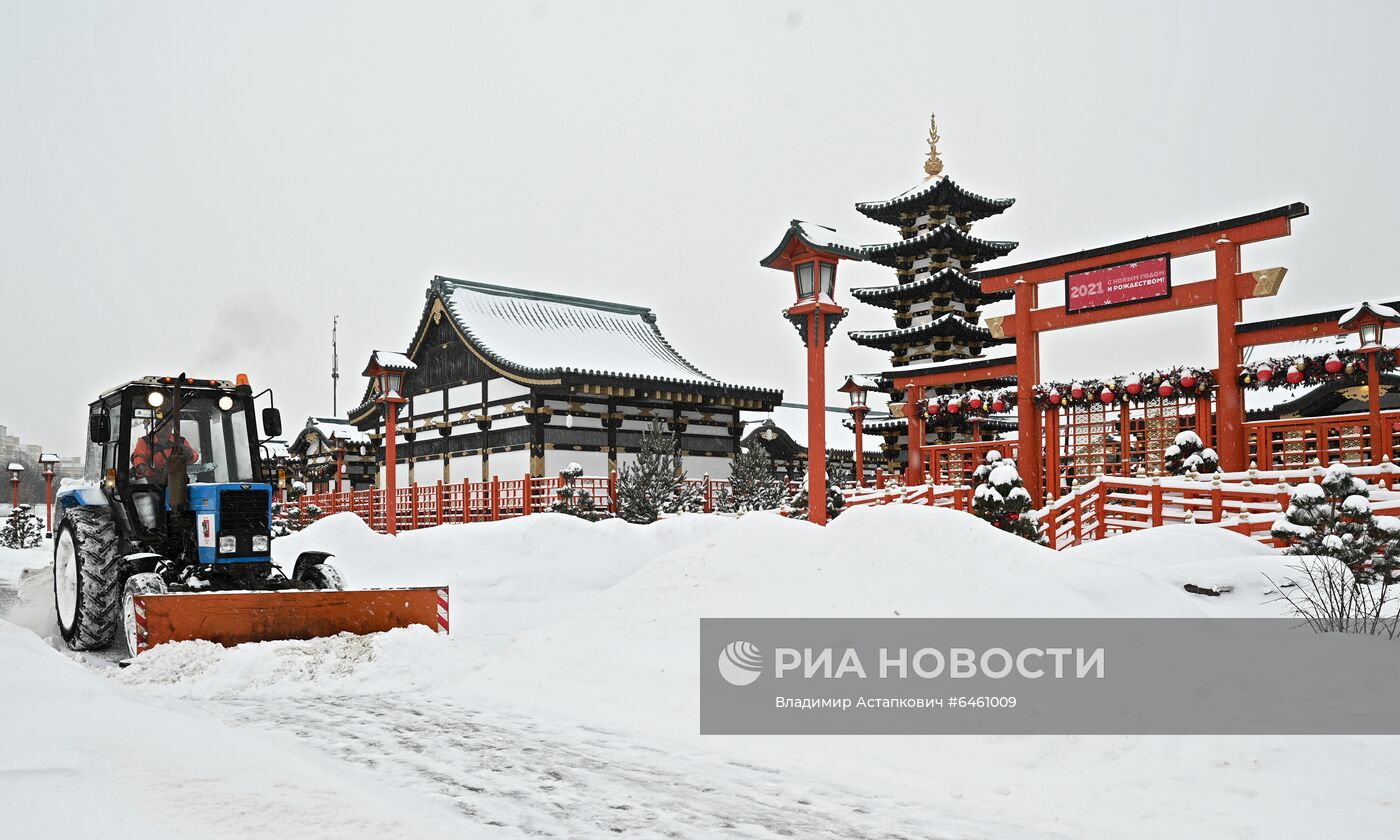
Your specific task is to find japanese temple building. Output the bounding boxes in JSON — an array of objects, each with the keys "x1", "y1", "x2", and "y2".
[
  {"x1": 843, "y1": 117, "x2": 1020, "y2": 472},
  {"x1": 288, "y1": 417, "x2": 377, "y2": 493},
  {"x1": 347, "y1": 276, "x2": 782, "y2": 485}
]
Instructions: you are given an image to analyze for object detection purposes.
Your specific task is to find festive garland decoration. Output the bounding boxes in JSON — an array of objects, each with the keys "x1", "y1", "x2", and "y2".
[
  {"x1": 914, "y1": 388, "x2": 1017, "y2": 422},
  {"x1": 1239, "y1": 348, "x2": 1396, "y2": 391},
  {"x1": 1031, "y1": 367, "x2": 1216, "y2": 410}
]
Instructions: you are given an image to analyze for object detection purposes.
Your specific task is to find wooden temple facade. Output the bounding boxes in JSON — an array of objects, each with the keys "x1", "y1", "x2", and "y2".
[{"x1": 347, "y1": 277, "x2": 782, "y2": 486}]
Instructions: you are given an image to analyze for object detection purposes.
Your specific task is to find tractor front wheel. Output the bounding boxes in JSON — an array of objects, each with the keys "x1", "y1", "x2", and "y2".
[
  {"x1": 305, "y1": 563, "x2": 344, "y2": 591},
  {"x1": 53, "y1": 509, "x2": 121, "y2": 650},
  {"x1": 122, "y1": 572, "x2": 168, "y2": 658}
]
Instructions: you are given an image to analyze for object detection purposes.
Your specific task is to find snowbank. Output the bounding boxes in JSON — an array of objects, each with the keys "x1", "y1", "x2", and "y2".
[{"x1": 0, "y1": 619, "x2": 513, "y2": 839}]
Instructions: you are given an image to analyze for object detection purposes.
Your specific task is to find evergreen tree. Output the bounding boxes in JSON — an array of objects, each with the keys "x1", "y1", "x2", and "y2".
[
  {"x1": 1163, "y1": 430, "x2": 1220, "y2": 475},
  {"x1": 1272, "y1": 463, "x2": 1400, "y2": 583},
  {"x1": 553, "y1": 462, "x2": 605, "y2": 520},
  {"x1": 725, "y1": 444, "x2": 784, "y2": 513},
  {"x1": 0, "y1": 504, "x2": 44, "y2": 549},
  {"x1": 782, "y1": 463, "x2": 846, "y2": 521},
  {"x1": 616, "y1": 420, "x2": 684, "y2": 524},
  {"x1": 970, "y1": 453, "x2": 1044, "y2": 544}
]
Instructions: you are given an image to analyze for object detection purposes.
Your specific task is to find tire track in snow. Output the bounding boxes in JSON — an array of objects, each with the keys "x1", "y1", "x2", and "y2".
[{"x1": 201, "y1": 695, "x2": 987, "y2": 840}]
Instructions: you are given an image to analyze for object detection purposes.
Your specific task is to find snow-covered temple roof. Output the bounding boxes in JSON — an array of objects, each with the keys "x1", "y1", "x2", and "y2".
[
  {"x1": 862, "y1": 223, "x2": 1017, "y2": 268},
  {"x1": 850, "y1": 266, "x2": 1012, "y2": 308},
  {"x1": 855, "y1": 176, "x2": 1015, "y2": 225},
  {"x1": 849, "y1": 312, "x2": 1009, "y2": 350}
]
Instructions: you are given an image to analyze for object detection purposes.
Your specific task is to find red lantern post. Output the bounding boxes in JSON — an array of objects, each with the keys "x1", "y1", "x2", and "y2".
[
  {"x1": 761, "y1": 221, "x2": 865, "y2": 524},
  {"x1": 39, "y1": 453, "x2": 60, "y2": 539},
  {"x1": 1339, "y1": 302, "x2": 1400, "y2": 464},
  {"x1": 7, "y1": 462, "x2": 23, "y2": 512},
  {"x1": 839, "y1": 376, "x2": 873, "y2": 487},
  {"x1": 362, "y1": 351, "x2": 418, "y2": 535}
]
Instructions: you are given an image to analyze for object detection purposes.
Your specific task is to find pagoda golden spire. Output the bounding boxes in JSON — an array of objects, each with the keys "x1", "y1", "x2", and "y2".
[{"x1": 923, "y1": 113, "x2": 944, "y2": 179}]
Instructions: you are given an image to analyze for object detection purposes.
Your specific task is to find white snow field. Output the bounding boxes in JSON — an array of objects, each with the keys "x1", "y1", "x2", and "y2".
[{"x1": 4, "y1": 508, "x2": 1398, "y2": 838}]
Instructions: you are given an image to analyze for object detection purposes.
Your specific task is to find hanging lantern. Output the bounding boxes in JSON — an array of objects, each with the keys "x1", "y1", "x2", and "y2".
[
  {"x1": 1324, "y1": 356, "x2": 1343, "y2": 374},
  {"x1": 1257, "y1": 365, "x2": 1274, "y2": 383},
  {"x1": 1070, "y1": 383, "x2": 1085, "y2": 400},
  {"x1": 968, "y1": 396, "x2": 983, "y2": 410},
  {"x1": 1180, "y1": 371, "x2": 1197, "y2": 389},
  {"x1": 1286, "y1": 368, "x2": 1306, "y2": 385},
  {"x1": 1158, "y1": 382, "x2": 1175, "y2": 398},
  {"x1": 991, "y1": 397, "x2": 1007, "y2": 413},
  {"x1": 1100, "y1": 388, "x2": 1116, "y2": 404},
  {"x1": 929, "y1": 401, "x2": 942, "y2": 415},
  {"x1": 1048, "y1": 392, "x2": 1063, "y2": 406},
  {"x1": 1125, "y1": 379, "x2": 1142, "y2": 395},
  {"x1": 947, "y1": 401, "x2": 961, "y2": 414}
]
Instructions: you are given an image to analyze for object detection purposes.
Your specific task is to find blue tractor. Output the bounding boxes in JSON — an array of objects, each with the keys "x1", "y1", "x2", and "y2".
[{"x1": 54, "y1": 374, "x2": 343, "y2": 657}]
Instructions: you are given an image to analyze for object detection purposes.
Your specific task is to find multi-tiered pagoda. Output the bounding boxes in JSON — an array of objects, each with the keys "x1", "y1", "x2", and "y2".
[{"x1": 846, "y1": 116, "x2": 1018, "y2": 469}]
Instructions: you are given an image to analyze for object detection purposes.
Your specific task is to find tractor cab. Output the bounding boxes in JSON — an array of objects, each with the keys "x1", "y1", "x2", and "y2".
[{"x1": 76, "y1": 374, "x2": 284, "y2": 566}]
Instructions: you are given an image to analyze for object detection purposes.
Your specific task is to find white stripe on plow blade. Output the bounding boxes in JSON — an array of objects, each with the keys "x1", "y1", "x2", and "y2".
[{"x1": 436, "y1": 587, "x2": 449, "y2": 634}]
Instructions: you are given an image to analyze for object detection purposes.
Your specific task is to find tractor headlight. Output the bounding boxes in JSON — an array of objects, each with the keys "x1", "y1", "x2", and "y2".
[
  {"x1": 218, "y1": 535, "x2": 237, "y2": 554},
  {"x1": 218, "y1": 395, "x2": 234, "y2": 411},
  {"x1": 147, "y1": 390, "x2": 165, "y2": 408},
  {"x1": 251, "y1": 535, "x2": 269, "y2": 553}
]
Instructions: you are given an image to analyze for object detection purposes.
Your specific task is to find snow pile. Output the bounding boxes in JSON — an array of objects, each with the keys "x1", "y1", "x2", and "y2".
[{"x1": 0, "y1": 620, "x2": 498, "y2": 839}]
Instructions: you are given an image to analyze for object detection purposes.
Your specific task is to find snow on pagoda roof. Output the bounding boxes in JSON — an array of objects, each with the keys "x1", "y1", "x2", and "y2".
[
  {"x1": 744, "y1": 403, "x2": 864, "y2": 453},
  {"x1": 6, "y1": 462, "x2": 23, "y2": 472},
  {"x1": 850, "y1": 266, "x2": 1012, "y2": 308},
  {"x1": 436, "y1": 277, "x2": 778, "y2": 396},
  {"x1": 849, "y1": 312, "x2": 1008, "y2": 349},
  {"x1": 862, "y1": 223, "x2": 1017, "y2": 267},
  {"x1": 855, "y1": 176, "x2": 1015, "y2": 225}
]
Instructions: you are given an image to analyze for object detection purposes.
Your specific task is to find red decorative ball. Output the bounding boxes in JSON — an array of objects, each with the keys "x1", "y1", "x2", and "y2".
[
  {"x1": 1048, "y1": 392, "x2": 1062, "y2": 406},
  {"x1": 1286, "y1": 369, "x2": 1305, "y2": 385},
  {"x1": 1070, "y1": 385, "x2": 1085, "y2": 399},
  {"x1": 1009, "y1": 513, "x2": 1020, "y2": 521},
  {"x1": 1180, "y1": 373, "x2": 1197, "y2": 389},
  {"x1": 968, "y1": 396, "x2": 983, "y2": 410},
  {"x1": 991, "y1": 398, "x2": 1007, "y2": 413},
  {"x1": 1126, "y1": 381, "x2": 1142, "y2": 395},
  {"x1": 1324, "y1": 357, "x2": 1343, "y2": 374},
  {"x1": 1100, "y1": 389, "x2": 1116, "y2": 404},
  {"x1": 929, "y1": 402, "x2": 942, "y2": 414},
  {"x1": 947, "y1": 401, "x2": 961, "y2": 414},
  {"x1": 1256, "y1": 366, "x2": 1274, "y2": 383},
  {"x1": 1158, "y1": 383, "x2": 1175, "y2": 398}
]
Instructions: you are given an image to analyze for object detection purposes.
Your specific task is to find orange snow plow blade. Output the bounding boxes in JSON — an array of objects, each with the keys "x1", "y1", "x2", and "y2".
[{"x1": 132, "y1": 587, "x2": 449, "y2": 654}]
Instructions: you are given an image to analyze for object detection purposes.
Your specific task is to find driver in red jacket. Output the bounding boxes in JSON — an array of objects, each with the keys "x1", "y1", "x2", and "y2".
[{"x1": 131, "y1": 423, "x2": 199, "y2": 482}]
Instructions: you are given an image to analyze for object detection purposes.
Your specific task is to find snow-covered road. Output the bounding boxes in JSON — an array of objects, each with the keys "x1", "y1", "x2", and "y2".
[{"x1": 200, "y1": 694, "x2": 985, "y2": 839}]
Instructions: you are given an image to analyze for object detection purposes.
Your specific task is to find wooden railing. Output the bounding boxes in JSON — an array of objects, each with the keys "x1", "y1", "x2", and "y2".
[
  {"x1": 1243, "y1": 410, "x2": 1399, "y2": 471},
  {"x1": 921, "y1": 440, "x2": 1020, "y2": 486},
  {"x1": 294, "y1": 472, "x2": 731, "y2": 533}
]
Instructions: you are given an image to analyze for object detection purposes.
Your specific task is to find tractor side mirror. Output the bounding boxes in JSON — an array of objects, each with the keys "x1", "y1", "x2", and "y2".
[
  {"x1": 89, "y1": 414, "x2": 110, "y2": 444},
  {"x1": 261, "y1": 407, "x2": 283, "y2": 438}
]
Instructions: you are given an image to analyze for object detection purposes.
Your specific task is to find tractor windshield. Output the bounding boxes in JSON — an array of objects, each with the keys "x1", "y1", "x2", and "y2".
[{"x1": 128, "y1": 394, "x2": 258, "y2": 486}]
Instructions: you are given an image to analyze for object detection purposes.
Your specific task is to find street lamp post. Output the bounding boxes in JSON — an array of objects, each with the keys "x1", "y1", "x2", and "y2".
[
  {"x1": 362, "y1": 351, "x2": 418, "y2": 535},
  {"x1": 7, "y1": 462, "x2": 24, "y2": 513},
  {"x1": 839, "y1": 377, "x2": 872, "y2": 487},
  {"x1": 39, "y1": 453, "x2": 59, "y2": 538},
  {"x1": 1339, "y1": 302, "x2": 1399, "y2": 464},
  {"x1": 334, "y1": 437, "x2": 347, "y2": 496},
  {"x1": 760, "y1": 221, "x2": 865, "y2": 524}
]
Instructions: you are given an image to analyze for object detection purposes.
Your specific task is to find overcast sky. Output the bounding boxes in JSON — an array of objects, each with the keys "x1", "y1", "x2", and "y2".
[{"x1": 3, "y1": 1, "x2": 1397, "y2": 455}]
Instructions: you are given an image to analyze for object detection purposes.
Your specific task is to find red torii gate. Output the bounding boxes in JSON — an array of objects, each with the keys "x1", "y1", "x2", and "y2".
[{"x1": 894, "y1": 203, "x2": 1309, "y2": 496}]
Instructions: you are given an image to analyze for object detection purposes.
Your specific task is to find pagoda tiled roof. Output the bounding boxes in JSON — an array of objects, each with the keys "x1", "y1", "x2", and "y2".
[
  {"x1": 850, "y1": 266, "x2": 1012, "y2": 309},
  {"x1": 863, "y1": 223, "x2": 1017, "y2": 268},
  {"x1": 855, "y1": 176, "x2": 1015, "y2": 225},
  {"x1": 848, "y1": 313, "x2": 1011, "y2": 350}
]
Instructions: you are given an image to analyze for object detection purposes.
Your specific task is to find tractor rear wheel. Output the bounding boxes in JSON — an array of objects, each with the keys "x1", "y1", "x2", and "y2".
[
  {"x1": 305, "y1": 563, "x2": 344, "y2": 591},
  {"x1": 122, "y1": 572, "x2": 167, "y2": 658},
  {"x1": 53, "y1": 509, "x2": 121, "y2": 650}
]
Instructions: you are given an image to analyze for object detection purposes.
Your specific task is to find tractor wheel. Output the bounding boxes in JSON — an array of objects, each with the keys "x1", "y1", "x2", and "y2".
[
  {"x1": 122, "y1": 573, "x2": 167, "y2": 658},
  {"x1": 305, "y1": 563, "x2": 344, "y2": 591},
  {"x1": 53, "y1": 508, "x2": 121, "y2": 650}
]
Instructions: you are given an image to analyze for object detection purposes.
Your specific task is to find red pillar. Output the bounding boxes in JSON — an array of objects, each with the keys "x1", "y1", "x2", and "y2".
[
  {"x1": 43, "y1": 468, "x2": 54, "y2": 539},
  {"x1": 384, "y1": 399, "x2": 400, "y2": 535},
  {"x1": 335, "y1": 445, "x2": 345, "y2": 496},
  {"x1": 850, "y1": 406, "x2": 868, "y2": 487},
  {"x1": 9, "y1": 476, "x2": 18, "y2": 510},
  {"x1": 905, "y1": 385, "x2": 925, "y2": 485},
  {"x1": 806, "y1": 309, "x2": 828, "y2": 525},
  {"x1": 1213, "y1": 238, "x2": 1246, "y2": 471},
  {"x1": 1014, "y1": 280, "x2": 1043, "y2": 498},
  {"x1": 1366, "y1": 348, "x2": 1387, "y2": 464}
]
